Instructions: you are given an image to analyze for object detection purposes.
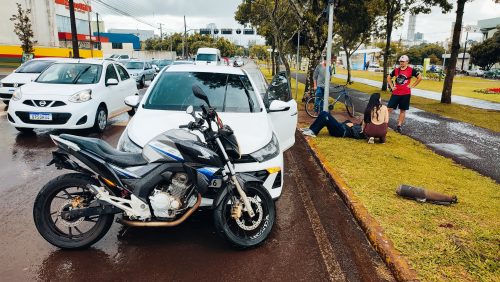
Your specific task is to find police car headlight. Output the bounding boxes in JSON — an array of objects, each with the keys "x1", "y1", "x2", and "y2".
[{"x1": 117, "y1": 130, "x2": 142, "y2": 153}]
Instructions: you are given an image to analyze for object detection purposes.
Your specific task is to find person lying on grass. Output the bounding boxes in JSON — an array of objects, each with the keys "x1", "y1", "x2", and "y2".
[
  {"x1": 362, "y1": 93, "x2": 389, "y2": 144},
  {"x1": 301, "y1": 93, "x2": 387, "y2": 144}
]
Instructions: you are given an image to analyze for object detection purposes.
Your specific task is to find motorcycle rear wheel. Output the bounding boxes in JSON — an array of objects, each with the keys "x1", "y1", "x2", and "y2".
[
  {"x1": 33, "y1": 173, "x2": 114, "y2": 249},
  {"x1": 214, "y1": 183, "x2": 275, "y2": 249}
]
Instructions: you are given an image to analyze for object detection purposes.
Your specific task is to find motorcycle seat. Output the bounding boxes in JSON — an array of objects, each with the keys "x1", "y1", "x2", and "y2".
[{"x1": 58, "y1": 134, "x2": 147, "y2": 167}]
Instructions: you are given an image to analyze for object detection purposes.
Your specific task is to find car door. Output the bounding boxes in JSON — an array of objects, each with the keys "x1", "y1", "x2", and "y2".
[
  {"x1": 265, "y1": 72, "x2": 298, "y2": 151},
  {"x1": 115, "y1": 63, "x2": 137, "y2": 100},
  {"x1": 104, "y1": 63, "x2": 122, "y2": 113},
  {"x1": 145, "y1": 63, "x2": 154, "y2": 80}
]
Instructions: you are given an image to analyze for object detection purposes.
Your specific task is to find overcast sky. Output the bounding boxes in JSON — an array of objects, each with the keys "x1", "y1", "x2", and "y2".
[{"x1": 93, "y1": 0, "x2": 500, "y2": 43}]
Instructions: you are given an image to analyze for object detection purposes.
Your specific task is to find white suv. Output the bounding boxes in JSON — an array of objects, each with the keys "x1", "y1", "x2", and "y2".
[
  {"x1": 7, "y1": 59, "x2": 138, "y2": 133},
  {"x1": 118, "y1": 65, "x2": 298, "y2": 201}
]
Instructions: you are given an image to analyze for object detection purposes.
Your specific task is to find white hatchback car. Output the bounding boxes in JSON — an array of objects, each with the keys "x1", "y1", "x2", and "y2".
[
  {"x1": 117, "y1": 65, "x2": 298, "y2": 201},
  {"x1": 7, "y1": 59, "x2": 138, "y2": 133},
  {"x1": 0, "y1": 58, "x2": 61, "y2": 105}
]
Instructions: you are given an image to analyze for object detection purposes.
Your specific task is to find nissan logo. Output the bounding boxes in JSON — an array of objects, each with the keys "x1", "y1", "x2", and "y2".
[{"x1": 39, "y1": 100, "x2": 47, "y2": 107}]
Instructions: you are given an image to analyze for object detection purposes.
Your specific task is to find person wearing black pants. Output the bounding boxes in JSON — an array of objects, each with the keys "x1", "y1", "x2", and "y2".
[{"x1": 301, "y1": 111, "x2": 364, "y2": 139}]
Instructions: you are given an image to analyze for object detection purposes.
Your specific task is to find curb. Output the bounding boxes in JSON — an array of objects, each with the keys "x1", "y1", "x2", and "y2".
[{"x1": 299, "y1": 133, "x2": 419, "y2": 282}]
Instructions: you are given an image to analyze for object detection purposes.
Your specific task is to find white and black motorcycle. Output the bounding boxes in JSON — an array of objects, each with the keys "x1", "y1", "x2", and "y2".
[{"x1": 33, "y1": 85, "x2": 275, "y2": 249}]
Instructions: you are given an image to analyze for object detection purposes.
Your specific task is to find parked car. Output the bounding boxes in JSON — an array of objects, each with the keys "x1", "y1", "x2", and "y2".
[
  {"x1": 466, "y1": 68, "x2": 484, "y2": 77},
  {"x1": 483, "y1": 68, "x2": 499, "y2": 79},
  {"x1": 118, "y1": 65, "x2": 298, "y2": 201},
  {"x1": 151, "y1": 59, "x2": 173, "y2": 72},
  {"x1": 171, "y1": 60, "x2": 194, "y2": 66},
  {"x1": 195, "y1": 48, "x2": 222, "y2": 66},
  {"x1": 7, "y1": 59, "x2": 138, "y2": 133},
  {"x1": 0, "y1": 58, "x2": 62, "y2": 105},
  {"x1": 233, "y1": 58, "x2": 244, "y2": 67},
  {"x1": 125, "y1": 60, "x2": 156, "y2": 88},
  {"x1": 107, "y1": 54, "x2": 131, "y2": 63},
  {"x1": 367, "y1": 65, "x2": 382, "y2": 72}
]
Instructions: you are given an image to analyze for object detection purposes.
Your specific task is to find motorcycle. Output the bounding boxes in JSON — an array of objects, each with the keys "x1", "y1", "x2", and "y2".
[{"x1": 33, "y1": 85, "x2": 276, "y2": 249}]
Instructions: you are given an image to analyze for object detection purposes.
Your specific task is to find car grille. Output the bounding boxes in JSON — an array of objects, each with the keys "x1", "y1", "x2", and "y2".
[
  {"x1": 0, "y1": 94, "x2": 12, "y2": 99},
  {"x1": 1, "y1": 83, "x2": 24, "y2": 88},
  {"x1": 15, "y1": 111, "x2": 71, "y2": 125},
  {"x1": 22, "y1": 100, "x2": 67, "y2": 107}
]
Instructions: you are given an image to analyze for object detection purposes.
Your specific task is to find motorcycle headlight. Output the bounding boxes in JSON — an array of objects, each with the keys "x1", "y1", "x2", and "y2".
[
  {"x1": 69, "y1": 89, "x2": 92, "y2": 103},
  {"x1": 250, "y1": 133, "x2": 280, "y2": 163},
  {"x1": 117, "y1": 130, "x2": 142, "y2": 153},
  {"x1": 12, "y1": 88, "x2": 22, "y2": 101}
]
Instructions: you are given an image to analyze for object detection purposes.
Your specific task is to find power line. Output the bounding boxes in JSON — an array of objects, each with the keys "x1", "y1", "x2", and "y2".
[{"x1": 92, "y1": 0, "x2": 157, "y2": 28}]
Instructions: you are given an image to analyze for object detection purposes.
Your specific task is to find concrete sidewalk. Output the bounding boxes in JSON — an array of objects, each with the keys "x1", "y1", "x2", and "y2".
[{"x1": 334, "y1": 73, "x2": 500, "y2": 111}]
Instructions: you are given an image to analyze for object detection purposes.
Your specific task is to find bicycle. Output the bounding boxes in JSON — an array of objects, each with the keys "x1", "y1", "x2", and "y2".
[{"x1": 305, "y1": 84, "x2": 355, "y2": 118}]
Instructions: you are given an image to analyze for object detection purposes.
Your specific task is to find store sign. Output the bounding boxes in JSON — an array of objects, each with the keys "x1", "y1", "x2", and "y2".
[{"x1": 55, "y1": 0, "x2": 92, "y2": 13}]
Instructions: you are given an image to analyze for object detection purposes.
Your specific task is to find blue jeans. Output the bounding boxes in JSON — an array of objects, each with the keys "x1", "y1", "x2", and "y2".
[
  {"x1": 315, "y1": 87, "x2": 324, "y2": 113},
  {"x1": 309, "y1": 111, "x2": 346, "y2": 137}
]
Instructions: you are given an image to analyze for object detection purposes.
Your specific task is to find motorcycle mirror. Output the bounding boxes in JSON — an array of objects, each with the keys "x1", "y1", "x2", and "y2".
[
  {"x1": 192, "y1": 85, "x2": 211, "y2": 107},
  {"x1": 186, "y1": 105, "x2": 194, "y2": 115}
]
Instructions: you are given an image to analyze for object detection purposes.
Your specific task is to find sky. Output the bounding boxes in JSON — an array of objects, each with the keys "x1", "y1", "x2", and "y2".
[{"x1": 92, "y1": 0, "x2": 500, "y2": 44}]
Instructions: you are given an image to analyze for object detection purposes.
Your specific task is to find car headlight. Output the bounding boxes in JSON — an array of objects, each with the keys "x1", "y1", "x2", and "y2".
[
  {"x1": 117, "y1": 130, "x2": 142, "y2": 153},
  {"x1": 12, "y1": 88, "x2": 22, "y2": 101},
  {"x1": 69, "y1": 89, "x2": 92, "y2": 103},
  {"x1": 250, "y1": 133, "x2": 280, "y2": 162}
]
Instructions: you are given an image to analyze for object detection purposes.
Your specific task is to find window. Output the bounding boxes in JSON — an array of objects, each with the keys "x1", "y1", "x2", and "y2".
[
  {"x1": 56, "y1": 15, "x2": 89, "y2": 34},
  {"x1": 112, "y1": 43, "x2": 123, "y2": 49},
  {"x1": 266, "y1": 72, "x2": 291, "y2": 103},
  {"x1": 144, "y1": 72, "x2": 261, "y2": 113},
  {"x1": 16, "y1": 60, "x2": 54, "y2": 73},
  {"x1": 125, "y1": 62, "x2": 144, "y2": 69},
  {"x1": 196, "y1": 54, "x2": 217, "y2": 61},
  {"x1": 115, "y1": 64, "x2": 130, "y2": 81},
  {"x1": 36, "y1": 63, "x2": 102, "y2": 84},
  {"x1": 105, "y1": 64, "x2": 119, "y2": 82}
]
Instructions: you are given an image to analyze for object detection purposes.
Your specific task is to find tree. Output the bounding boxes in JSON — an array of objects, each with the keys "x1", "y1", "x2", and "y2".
[
  {"x1": 397, "y1": 43, "x2": 445, "y2": 65},
  {"x1": 216, "y1": 37, "x2": 236, "y2": 57},
  {"x1": 379, "y1": 0, "x2": 452, "y2": 91},
  {"x1": 441, "y1": 0, "x2": 466, "y2": 104},
  {"x1": 250, "y1": 44, "x2": 269, "y2": 60},
  {"x1": 335, "y1": 0, "x2": 380, "y2": 83},
  {"x1": 469, "y1": 29, "x2": 500, "y2": 70},
  {"x1": 10, "y1": 3, "x2": 36, "y2": 55}
]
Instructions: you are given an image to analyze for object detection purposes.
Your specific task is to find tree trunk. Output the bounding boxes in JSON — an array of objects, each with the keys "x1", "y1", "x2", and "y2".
[
  {"x1": 441, "y1": 0, "x2": 466, "y2": 104},
  {"x1": 271, "y1": 42, "x2": 276, "y2": 76},
  {"x1": 346, "y1": 53, "x2": 352, "y2": 83},
  {"x1": 381, "y1": 12, "x2": 394, "y2": 91},
  {"x1": 280, "y1": 52, "x2": 291, "y2": 78}
]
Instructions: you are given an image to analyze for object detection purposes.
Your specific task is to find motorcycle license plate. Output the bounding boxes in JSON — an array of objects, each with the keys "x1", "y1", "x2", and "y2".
[
  {"x1": 209, "y1": 178, "x2": 222, "y2": 188},
  {"x1": 29, "y1": 113, "x2": 52, "y2": 121}
]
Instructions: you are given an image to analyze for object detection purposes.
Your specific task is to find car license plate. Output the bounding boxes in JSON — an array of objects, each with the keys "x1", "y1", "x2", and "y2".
[
  {"x1": 29, "y1": 113, "x2": 52, "y2": 121},
  {"x1": 8, "y1": 88, "x2": 15, "y2": 92}
]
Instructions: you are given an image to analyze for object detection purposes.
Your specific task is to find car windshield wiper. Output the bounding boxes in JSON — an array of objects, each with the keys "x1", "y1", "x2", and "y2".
[{"x1": 72, "y1": 66, "x2": 91, "y2": 84}]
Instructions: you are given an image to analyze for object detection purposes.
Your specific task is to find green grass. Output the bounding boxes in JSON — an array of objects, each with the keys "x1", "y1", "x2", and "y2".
[
  {"x1": 309, "y1": 131, "x2": 500, "y2": 282},
  {"x1": 332, "y1": 77, "x2": 500, "y2": 133},
  {"x1": 336, "y1": 68, "x2": 500, "y2": 103},
  {"x1": 262, "y1": 65, "x2": 500, "y2": 280}
]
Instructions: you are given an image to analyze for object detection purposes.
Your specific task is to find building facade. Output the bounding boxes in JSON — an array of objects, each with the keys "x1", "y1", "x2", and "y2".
[{"x1": 108, "y1": 29, "x2": 155, "y2": 41}]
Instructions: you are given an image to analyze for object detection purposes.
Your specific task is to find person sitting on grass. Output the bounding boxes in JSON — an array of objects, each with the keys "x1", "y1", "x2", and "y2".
[
  {"x1": 362, "y1": 93, "x2": 389, "y2": 144},
  {"x1": 301, "y1": 108, "x2": 365, "y2": 139}
]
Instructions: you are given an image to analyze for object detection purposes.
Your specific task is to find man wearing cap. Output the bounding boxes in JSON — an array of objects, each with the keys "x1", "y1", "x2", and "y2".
[{"x1": 386, "y1": 55, "x2": 422, "y2": 133}]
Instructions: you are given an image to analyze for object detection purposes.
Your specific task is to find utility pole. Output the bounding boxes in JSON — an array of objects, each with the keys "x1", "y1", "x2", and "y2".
[
  {"x1": 159, "y1": 23, "x2": 163, "y2": 51},
  {"x1": 68, "y1": 0, "x2": 80, "y2": 58},
  {"x1": 323, "y1": 0, "x2": 335, "y2": 112},
  {"x1": 96, "y1": 13, "x2": 101, "y2": 50},
  {"x1": 86, "y1": 0, "x2": 93, "y2": 57},
  {"x1": 183, "y1": 15, "x2": 187, "y2": 59}
]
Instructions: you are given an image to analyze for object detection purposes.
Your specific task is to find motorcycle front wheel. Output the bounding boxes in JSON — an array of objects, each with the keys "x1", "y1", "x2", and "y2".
[
  {"x1": 214, "y1": 183, "x2": 275, "y2": 249},
  {"x1": 33, "y1": 173, "x2": 114, "y2": 249}
]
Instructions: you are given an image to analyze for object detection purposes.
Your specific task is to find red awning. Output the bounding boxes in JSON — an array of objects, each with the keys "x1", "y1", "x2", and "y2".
[{"x1": 58, "y1": 32, "x2": 108, "y2": 42}]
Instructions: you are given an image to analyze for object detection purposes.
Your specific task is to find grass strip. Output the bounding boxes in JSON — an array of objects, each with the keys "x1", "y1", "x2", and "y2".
[{"x1": 336, "y1": 68, "x2": 500, "y2": 103}]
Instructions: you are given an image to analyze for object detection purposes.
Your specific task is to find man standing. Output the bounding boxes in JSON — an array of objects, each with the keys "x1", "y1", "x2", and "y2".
[
  {"x1": 313, "y1": 57, "x2": 330, "y2": 112},
  {"x1": 386, "y1": 55, "x2": 422, "y2": 133}
]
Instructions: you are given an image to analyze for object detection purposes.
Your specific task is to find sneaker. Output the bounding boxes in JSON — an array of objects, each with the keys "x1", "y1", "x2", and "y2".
[
  {"x1": 298, "y1": 127, "x2": 309, "y2": 132},
  {"x1": 302, "y1": 129, "x2": 316, "y2": 137},
  {"x1": 368, "y1": 137, "x2": 375, "y2": 144},
  {"x1": 396, "y1": 125, "x2": 402, "y2": 133}
]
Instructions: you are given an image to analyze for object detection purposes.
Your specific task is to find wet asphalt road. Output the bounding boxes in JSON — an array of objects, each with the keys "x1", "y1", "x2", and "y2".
[
  {"x1": 294, "y1": 73, "x2": 500, "y2": 182},
  {"x1": 0, "y1": 80, "x2": 394, "y2": 281}
]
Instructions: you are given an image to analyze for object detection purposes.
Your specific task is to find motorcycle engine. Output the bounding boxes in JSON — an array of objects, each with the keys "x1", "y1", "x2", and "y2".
[{"x1": 149, "y1": 173, "x2": 190, "y2": 218}]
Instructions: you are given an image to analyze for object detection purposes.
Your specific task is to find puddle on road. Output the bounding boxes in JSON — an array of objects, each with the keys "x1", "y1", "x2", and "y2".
[
  {"x1": 404, "y1": 108, "x2": 440, "y2": 125},
  {"x1": 447, "y1": 122, "x2": 500, "y2": 144},
  {"x1": 427, "y1": 143, "x2": 482, "y2": 160}
]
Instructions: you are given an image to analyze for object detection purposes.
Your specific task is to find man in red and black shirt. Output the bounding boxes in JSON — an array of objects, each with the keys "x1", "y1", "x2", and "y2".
[{"x1": 386, "y1": 55, "x2": 422, "y2": 133}]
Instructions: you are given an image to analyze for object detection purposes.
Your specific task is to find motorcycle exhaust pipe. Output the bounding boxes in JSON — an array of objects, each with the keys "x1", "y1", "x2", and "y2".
[
  {"x1": 118, "y1": 194, "x2": 202, "y2": 227},
  {"x1": 396, "y1": 185, "x2": 458, "y2": 205}
]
